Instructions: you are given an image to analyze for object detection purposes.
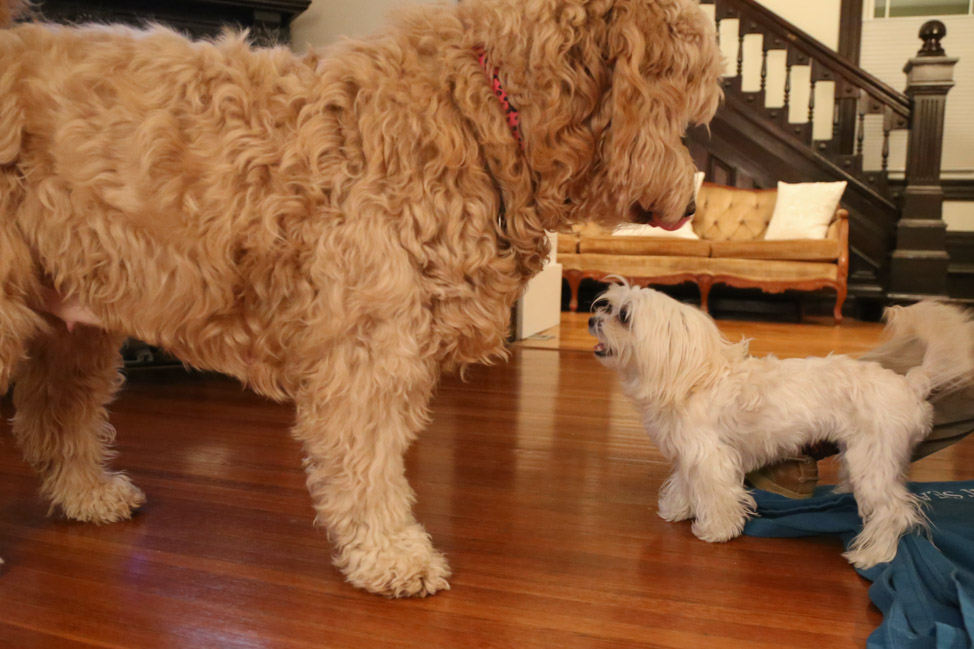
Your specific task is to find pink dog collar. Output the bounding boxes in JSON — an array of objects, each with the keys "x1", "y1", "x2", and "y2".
[{"x1": 475, "y1": 47, "x2": 524, "y2": 149}]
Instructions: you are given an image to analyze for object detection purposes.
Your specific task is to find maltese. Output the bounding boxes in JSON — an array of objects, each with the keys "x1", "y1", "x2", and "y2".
[{"x1": 590, "y1": 282, "x2": 974, "y2": 568}]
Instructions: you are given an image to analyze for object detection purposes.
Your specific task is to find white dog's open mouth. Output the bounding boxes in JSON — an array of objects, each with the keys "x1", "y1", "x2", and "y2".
[{"x1": 594, "y1": 342, "x2": 611, "y2": 357}]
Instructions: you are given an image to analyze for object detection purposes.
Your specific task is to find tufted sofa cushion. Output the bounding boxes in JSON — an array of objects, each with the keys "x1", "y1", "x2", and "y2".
[
  {"x1": 557, "y1": 231, "x2": 579, "y2": 254},
  {"x1": 581, "y1": 235, "x2": 711, "y2": 257},
  {"x1": 693, "y1": 183, "x2": 778, "y2": 242},
  {"x1": 710, "y1": 238, "x2": 840, "y2": 262},
  {"x1": 576, "y1": 222, "x2": 710, "y2": 257},
  {"x1": 561, "y1": 182, "x2": 850, "y2": 322},
  {"x1": 561, "y1": 253, "x2": 840, "y2": 283}
]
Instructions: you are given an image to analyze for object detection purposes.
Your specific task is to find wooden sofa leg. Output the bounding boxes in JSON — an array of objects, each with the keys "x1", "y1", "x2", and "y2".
[
  {"x1": 833, "y1": 284, "x2": 847, "y2": 325},
  {"x1": 564, "y1": 271, "x2": 582, "y2": 313},
  {"x1": 698, "y1": 277, "x2": 713, "y2": 314}
]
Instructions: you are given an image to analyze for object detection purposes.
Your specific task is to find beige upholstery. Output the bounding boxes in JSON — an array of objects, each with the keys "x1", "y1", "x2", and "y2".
[
  {"x1": 710, "y1": 238, "x2": 840, "y2": 262},
  {"x1": 557, "y1": 232, "x2": 579, "y2": 255},
  {"x1": 693, "y1": 184, "x2": 779, "y2": 241},
  {"x1": 580, "y1": 235, "x2": 711, "y2": 257},
  {"x1": 561, "y1": 182, "x2": 850, "y2": 322},
  {"x1": 561, "y1": 253, "x2": 840, "y2": 283}
]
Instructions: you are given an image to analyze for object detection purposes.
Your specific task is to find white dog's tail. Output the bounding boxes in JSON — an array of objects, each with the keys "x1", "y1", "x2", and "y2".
[{"x1": 862, "y1": 301, "x2": 974, "y2": 400}]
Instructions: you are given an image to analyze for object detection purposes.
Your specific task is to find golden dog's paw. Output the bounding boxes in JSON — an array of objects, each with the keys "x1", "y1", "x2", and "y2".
[
  {"x1": 55, "y1": 473, "x2": 146, "y2": 524},
  {"x1": 337, "y1": 527, "x2": 452, "y2": 598}
]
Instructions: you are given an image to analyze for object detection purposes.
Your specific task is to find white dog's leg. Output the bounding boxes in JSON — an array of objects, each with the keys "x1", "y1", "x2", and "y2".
[
  {"x1": 11, "y1": 326, "x2": 145, "y2": 523},
  {"x1": 833, "y1": 459, "x2": 853, "y2": 494},
  {"x1": 682, "y1": 444, "x2": 756, "y2": 543},
  {"x1": 292, "y1": 353, "x2": 449, "y2": 598},
  {"x1": 658, "y1": 468, "x2": 694, "y2": 522},
  {"x1": 841, "y1": 428, "x2": 925, "y2": 569}
]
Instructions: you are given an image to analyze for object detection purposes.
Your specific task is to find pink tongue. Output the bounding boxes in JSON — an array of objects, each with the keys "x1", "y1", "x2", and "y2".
[
  {"x1": 652, "y1": 214, "x2": 692, "y2": 231},
  {"x1": 594, "y1": 342, "x2": 606, "y2": 353}
]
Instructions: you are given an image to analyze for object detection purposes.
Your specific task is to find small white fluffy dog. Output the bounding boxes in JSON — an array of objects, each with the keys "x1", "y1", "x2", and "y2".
[{"x1": 590, "y1": 282, "x2": 974, "y2": 568}]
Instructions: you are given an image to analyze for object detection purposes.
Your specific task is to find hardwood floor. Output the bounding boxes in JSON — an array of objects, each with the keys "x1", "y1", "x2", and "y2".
[{"x1": 1, "y1": 315, "x2": 971, "y2": 649}]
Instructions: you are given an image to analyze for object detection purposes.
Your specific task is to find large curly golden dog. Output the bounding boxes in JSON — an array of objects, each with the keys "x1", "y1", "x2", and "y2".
[{"x1": 0, "y1": 0, "x2": 721, "y2": 596}]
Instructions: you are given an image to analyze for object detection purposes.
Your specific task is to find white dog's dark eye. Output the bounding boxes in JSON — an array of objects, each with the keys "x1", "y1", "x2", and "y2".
[{"x1": 618, "y1": 305, "x2": 630, "y2": 326}]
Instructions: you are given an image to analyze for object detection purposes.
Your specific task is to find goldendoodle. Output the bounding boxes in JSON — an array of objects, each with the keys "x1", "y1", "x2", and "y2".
[{"x1": 0, "y1": 0, "x2": 722, "y2": 596}]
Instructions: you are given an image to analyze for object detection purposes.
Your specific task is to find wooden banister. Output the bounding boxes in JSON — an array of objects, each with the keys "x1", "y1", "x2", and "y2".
[
  {"x1": 692, "y1": 0, "x2": 957, "y2": 301},
  {"x1": 703, "y1": 0, "x2": 909, "y2": 118}
]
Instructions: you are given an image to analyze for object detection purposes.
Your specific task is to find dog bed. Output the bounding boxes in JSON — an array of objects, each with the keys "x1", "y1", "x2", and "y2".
[{"x1": 744, "y1": 481, "x2": 974, "y2": 649}]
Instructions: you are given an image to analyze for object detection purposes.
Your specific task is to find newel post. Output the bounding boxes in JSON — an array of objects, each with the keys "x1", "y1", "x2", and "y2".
[{"x1": 887, "y1": 21, "x2": 957, "y2": 301}]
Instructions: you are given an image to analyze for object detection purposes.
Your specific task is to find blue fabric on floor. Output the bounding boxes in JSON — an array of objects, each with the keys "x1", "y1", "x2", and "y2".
[{"x1": 744, "y1": 482, "x2": 974, "y2": 649}]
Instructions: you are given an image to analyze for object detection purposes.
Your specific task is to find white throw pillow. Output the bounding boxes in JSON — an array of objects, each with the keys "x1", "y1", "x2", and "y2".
[
  {"x1": 694, "y1": 170, "x2": 705, "y2": 198},
  {"x1": 764, "y1": 181, "x2": 847, "y2": 240},
  {"x1": 612, "y1": 172, "x2": 705, "y2": 240},
  {"x1": 613, "y1": 221, "x2": 699, "y2": 239}
]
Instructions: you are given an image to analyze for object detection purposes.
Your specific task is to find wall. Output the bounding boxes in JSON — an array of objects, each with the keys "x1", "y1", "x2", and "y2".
[
  {"x1": 859, "y1": 10, "x2": 974, "y2": 230},
  {"x1": 755, "y1": 0, "x2": 842, "y2": 50},
  {"x1": 290, "y1": 0, "x2": 436, "y2": 52}
]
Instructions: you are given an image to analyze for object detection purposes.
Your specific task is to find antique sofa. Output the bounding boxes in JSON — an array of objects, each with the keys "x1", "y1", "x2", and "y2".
[{"x1": 560, "y1": 182, "x2": 850, "y2": 322}]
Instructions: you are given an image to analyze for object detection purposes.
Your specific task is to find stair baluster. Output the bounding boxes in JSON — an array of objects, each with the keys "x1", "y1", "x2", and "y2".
[
  {"x1": 856, "y1": 94, "x2": 865, "y2": 157},
  {"x1": 693, "y1": 0, "x2": 954, "y2": 300},
  {"x1": 783, "y1": 60, "x2": 791, "y2": 121}
]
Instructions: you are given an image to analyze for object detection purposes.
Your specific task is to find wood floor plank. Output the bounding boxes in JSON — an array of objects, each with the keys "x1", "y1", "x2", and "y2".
[{"x1": 1, "y1": 314, "x2": 971, "y2": 648}]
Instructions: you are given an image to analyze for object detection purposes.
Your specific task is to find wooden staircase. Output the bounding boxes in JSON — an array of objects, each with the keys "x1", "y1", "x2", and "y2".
[{"x1": 689, "y1": 0, "x2": 956, "y2": 304}]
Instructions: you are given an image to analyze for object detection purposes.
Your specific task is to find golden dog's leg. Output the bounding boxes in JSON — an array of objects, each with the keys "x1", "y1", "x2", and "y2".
[
  {"x1": 11, "y1": 326, "x2": 145, "y2": 523},
  {"x1": 292, "y1": 354, "x2": 449, "y2": 598},
  {"x1": 0, "y1": 228, "x2": 44, "y2": 397},
  {"x1": 0, "y1": 301, "x2": 37, "y2": 396}
]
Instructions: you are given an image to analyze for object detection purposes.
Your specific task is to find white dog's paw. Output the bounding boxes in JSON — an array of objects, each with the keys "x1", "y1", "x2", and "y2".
[
  {"x1": 690, "y1": 515, "x2": 747, "y2": 543},
  {"x1": 657, "y1": 498, "x2": 693, "y2": 522},
  {"x1": 842, "y1": 544, "x2": 897, "y2": 569},
  {"x1": 832, "y1": 481, "x2": 853, "y2": 494},
  {"x1": 843, "y1": 527, "x2": 907, "y2": 569},
  {"x1": 336, "y1": 526, "x2": 451, "y2": 598},
  {"x1": 54, "y1": 473, "x2": 145, "y2": 524}
]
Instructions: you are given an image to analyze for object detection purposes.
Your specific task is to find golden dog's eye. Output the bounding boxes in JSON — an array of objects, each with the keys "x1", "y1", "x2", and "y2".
[{"x1": 619, "y1": 305, "x2": 630, "y2": 326}]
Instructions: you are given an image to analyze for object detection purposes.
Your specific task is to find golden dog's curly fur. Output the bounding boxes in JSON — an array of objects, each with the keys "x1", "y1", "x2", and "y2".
[{"x1": 0, "y1": 0, "x2": 721, "y2": 596}]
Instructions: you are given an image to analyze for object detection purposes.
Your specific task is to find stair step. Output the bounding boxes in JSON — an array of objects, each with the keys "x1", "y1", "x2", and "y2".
[
  {"x1": 740, "y1": 91, "x2": 764, "y2": 109},
  {"x1": 832, "y1": 154, "x2": 862, "y2": 176},
  {"x1": 721, "y1": 75, "x2": 743, "y2": 96},
  {"x1": 765, "y1": 107, "x2": 785, "y2": 128},
  {"x1": 786, "y1": 122, "x2": 812, "y2": 146}
]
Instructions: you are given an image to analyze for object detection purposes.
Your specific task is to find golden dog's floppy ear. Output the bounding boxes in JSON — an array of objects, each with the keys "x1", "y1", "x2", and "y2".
[
  {"x1": 596, "y1": 0, "x2": 721, "y2": 226},
  {"x1": 509, "y1": 0, "x2": 614, "y2": 225}
]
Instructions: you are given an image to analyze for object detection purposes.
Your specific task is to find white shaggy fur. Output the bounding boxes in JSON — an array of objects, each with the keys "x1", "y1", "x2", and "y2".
[{"x1": 591, "y1": 283, "x2": 974, "y2": 568}]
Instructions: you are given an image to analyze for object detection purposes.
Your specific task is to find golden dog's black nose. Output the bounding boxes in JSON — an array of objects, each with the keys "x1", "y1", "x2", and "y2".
[
  {"x1": 628, "y1": 203, "x2": 654, "y2": 225},
  {"x1": 684, "y1": 199, "x2": 696, "y2": 217}
]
